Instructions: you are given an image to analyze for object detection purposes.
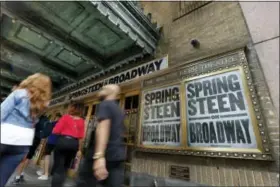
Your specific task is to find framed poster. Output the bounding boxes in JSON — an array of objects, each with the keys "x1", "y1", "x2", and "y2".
[
  {"x1": 184, "y1": 66, "x2": 262, "y2": 152},
  {"x1": 138, "y1": 51, "x2": 272, "y2": 160},
  {"x1": 138, "y1": 84, "x2": 184, "y2": 149}
]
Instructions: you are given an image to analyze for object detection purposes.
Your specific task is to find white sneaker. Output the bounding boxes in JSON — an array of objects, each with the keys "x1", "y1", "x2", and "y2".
[
  {"x1": 38, "y1": 175, "x2": 49, "y2": 180},
  {"x1": 36, "y1": 170, "x2": 44, "y2": 176}
]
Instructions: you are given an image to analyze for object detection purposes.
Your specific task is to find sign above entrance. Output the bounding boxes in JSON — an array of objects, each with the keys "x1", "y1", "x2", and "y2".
[{"x1": 49, "y1": 56, "x2": 168, "y2": 106}]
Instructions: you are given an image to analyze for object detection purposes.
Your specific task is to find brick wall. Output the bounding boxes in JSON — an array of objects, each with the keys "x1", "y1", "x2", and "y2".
[
  {"x1": 133, "y1": 1, "x2": 279, "y2": 186},
  {"x1": 169, "y1": 2, "x2": 250, "y2": 66},
  {"x1": 131, "y1": 152, "x2": 279, "y2": 186}
]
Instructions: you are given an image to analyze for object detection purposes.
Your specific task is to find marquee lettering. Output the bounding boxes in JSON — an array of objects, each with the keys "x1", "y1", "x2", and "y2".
[{"x1": 68, "y1": 57, "x2": 167, "y2": 100}]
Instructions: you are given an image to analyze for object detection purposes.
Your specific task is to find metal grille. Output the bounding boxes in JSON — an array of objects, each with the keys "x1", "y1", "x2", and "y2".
[{"x1": 174, "y1": 1, "x2": 212, "y2": 21}]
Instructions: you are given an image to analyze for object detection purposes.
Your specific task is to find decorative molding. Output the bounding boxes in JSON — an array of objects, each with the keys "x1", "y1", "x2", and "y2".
[
  {"x1": 0, "y1": 69, "x2": 23, "y2": 82},
  {"x1": 1, "y1": 2, "x2": 161, "y2": 95},
  {"x1": 0, "y1": 43, "x2": 75, "y2": 82},
  {"x1": 91, "y1": 1, "x2": 159, "y2": 54},
  {"x1": 53, "y1": 52, "x2": 146, "y2": 97},
  {"x1": 50, "y1": 55, "x2": 168, "y2": 106},
  {"x1": 1, "y1": 5, "x2": 104, "y2": 71}
]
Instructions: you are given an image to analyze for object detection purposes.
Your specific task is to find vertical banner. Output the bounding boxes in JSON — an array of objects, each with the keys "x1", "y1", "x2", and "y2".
[
  {"x1": 141, "y1": 85, "x2": 182, "y2": 147},
  {"x1": 185, "y1": 68, "x2": 258, "y2": 149}
]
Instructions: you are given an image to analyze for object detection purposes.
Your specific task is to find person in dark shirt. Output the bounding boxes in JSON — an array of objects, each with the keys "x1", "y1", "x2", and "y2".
[
  {"x1": 37, "y1": 113, "x2": 62, "y2": 180},
  {"x1": 76, "y1": 84, "x2": 125, "y2": 187},
  {"x1": 13, "y1": 114, "x2": 52, "y2": 184}
]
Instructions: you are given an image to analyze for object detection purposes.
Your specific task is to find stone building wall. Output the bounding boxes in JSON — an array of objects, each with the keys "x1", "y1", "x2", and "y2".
[{"x1": 132, "y1": 2, "x2": 279, "y2": 186}]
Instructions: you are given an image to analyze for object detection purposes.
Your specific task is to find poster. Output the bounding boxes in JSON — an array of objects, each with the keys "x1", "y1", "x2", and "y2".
[
  {"x1": 141, "y1": 85, "x2": 181, "y2": 146},
  {"x1": 185, "y1": 69, "x2": 257, "y2": 149}
]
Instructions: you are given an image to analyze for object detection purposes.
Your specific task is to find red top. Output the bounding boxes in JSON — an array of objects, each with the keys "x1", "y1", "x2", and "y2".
[{"x1": 52, "y1": 114, "x2": 85, "y2": 139}]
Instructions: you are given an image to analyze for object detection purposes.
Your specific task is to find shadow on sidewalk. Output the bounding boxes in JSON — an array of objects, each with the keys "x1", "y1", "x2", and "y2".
[{"x1": 5, "y1": 163, "x2": 75, "y2": 187}]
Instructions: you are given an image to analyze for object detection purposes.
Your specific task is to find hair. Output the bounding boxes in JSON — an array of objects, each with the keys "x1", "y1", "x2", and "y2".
[
  {"x1": 17, "y1": 73, "x2": 52, "y2": 118},
  {"x1": 68, "y1": 101, "x2": 84, "y2": 117}
]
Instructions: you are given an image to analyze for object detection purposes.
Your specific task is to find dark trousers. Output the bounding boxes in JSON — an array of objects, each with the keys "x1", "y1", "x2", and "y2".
[
  {"x1": 44, "y1": 143, "x2": 56, "y2": 176},
  {"x1": 76, "y1": 156, "x2": 124, "y2": 187},
  {"x1": 51, "y1": 136, "x2": 78, "y2": 187},
  {"x1": 0, "y1": 144, "x2": 29, "y2": 187}
]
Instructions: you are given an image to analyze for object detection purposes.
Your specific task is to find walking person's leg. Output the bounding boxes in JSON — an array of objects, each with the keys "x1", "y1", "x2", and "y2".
[
  {"x1": 0, "y1": 144, "x2": 29, "y2": 187},
  {"x1": 14, "y1": 137, "x2": 41, "y2": 183},
  {"x1": 51, "y1": 146, "x2": 66, "y2": 187},
  {"x1": 75, "y1": 157, "x2": 97, "y2": 187},
  {"x1": 38, "y1": 144, "x2": 55, "y2": 180},
  {"x1": 51, "y1": 137, "x2": 78, "y2": 187}
]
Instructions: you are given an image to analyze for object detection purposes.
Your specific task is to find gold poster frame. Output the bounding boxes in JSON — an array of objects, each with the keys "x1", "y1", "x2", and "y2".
[
  {"x1": 182, "y1": 66, "x2": 263, "y2": 154},
  {"x1": 137, "y1": 50, "x2": 273, "y2": 160},
  {"x1": 137, "y1": 82, "x2": 187, "y2": 150}
]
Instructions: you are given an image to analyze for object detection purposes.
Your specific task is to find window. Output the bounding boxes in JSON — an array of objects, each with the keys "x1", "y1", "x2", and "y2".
[
  {"x1": 125, "y1": 97, "x2": 132, "y2": 110},
  {"x1": 132, "y1": 95, "x2": 139, "y2": 109},
  {"x1": 124, "y1": 95, "x2": 139, "y2": 110},
  {"x1": 91, "y1": 104, "x2": 96, "y2": 116},
  {"x1": 83, "y1": 106, "x2": 89, "y2": 118}
]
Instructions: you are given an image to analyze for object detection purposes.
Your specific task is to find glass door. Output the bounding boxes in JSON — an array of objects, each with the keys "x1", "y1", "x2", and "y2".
[{"x1": 123, "y1": 93, "x2": 139, "y2": 187}]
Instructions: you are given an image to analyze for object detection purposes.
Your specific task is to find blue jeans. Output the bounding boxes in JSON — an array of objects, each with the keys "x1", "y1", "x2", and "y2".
[{"x1": 0, "y1": 144, "x2": 29, "y2": 187}]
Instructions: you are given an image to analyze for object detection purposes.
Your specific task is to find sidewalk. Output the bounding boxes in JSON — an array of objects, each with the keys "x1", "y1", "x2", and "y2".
[{"x1": 5, "y1": 163, "x2": 75, "y2": 187}]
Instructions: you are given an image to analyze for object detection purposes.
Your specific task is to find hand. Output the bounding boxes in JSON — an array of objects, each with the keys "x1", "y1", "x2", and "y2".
[
  {"x1": 93, "y1": 158, "x2": 108, "y2": 181},
  {"x1": 76, "y1": 150, "x2": 82, "y2": 158}
]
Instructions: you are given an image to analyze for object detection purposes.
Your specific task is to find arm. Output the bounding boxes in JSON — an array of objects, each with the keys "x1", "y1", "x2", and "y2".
[
  {"x1": 78, "y1": 119, "x2": 85, "y2": 152},
  {"x1": 78, "y1": 139, "x2": 83, "y2": 152},
  {"x1": 94, "y1": 103, "x2": 111, "y2": 158},
  {"x1": 95, "y1": 119, "x2": 111, "y2": 156},
  {"x1": 1, "y1": 90, "x2": 21, "y2": 122},
  {"x1": 52, "y1": 115, "x2": 66, "y2": 135}
]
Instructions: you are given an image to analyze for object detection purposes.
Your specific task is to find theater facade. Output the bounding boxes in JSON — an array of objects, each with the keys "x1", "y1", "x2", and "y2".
[{"x1": 1, "y1": 1, "x2": 279, "y2": 186}]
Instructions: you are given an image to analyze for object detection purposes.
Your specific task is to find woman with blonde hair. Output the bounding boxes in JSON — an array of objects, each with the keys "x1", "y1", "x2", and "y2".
[{"x1": 0, "y1": 73, "x2": 52, "y2": 187}]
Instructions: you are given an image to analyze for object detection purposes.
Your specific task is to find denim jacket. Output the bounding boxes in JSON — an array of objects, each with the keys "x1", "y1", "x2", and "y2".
[{"x1": 1, "y1": 89, "x2": 34, "y2": 128}]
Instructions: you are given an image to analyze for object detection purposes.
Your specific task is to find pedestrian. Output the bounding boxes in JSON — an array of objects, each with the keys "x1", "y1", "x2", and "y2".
[
  {"x1": 76, "y1": 84, "x2": 126, "y2": 187},
  {"x1": 0, "y1": 73, "x2": 52, "y2": 187},
  {"x1": 51, "y1": 101, "x2": 85, "y2": 187},
  {"x1": 13, "y1": 114, "x2": 52, "y2": 184},
  {"x1": 37, "y1": 113, "x2": 62, "y2": 180}
]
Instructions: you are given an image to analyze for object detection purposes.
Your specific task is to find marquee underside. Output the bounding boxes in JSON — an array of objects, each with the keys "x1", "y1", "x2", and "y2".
[{"x1": 0, "y1": 1, "x2": 160, "y2": 99}]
